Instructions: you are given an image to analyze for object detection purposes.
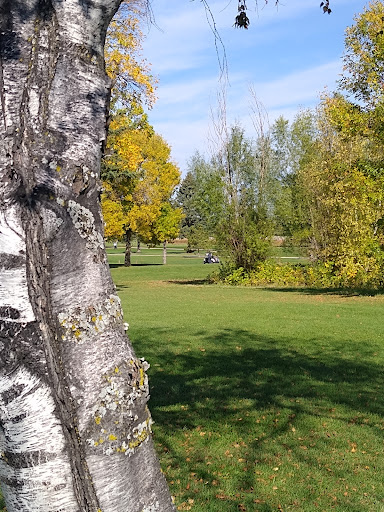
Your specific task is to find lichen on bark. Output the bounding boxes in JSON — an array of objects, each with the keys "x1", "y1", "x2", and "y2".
[
  {"x1": 86, "y1": 359, "x2": 152, "y2": 457},
  {"x1": 58, "y1": 295, "x2": 123, "y2": 343}
]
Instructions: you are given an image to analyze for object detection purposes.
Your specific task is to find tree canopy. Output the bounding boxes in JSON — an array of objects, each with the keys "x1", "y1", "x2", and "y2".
[{"x1": 102, "y1": 4, "x2": 182, "y2": 264}]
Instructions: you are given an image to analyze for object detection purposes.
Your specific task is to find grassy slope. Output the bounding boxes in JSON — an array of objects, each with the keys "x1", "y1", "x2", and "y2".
[{"x1": 109, "y1": 246, "x2": 384, "y2": 512}]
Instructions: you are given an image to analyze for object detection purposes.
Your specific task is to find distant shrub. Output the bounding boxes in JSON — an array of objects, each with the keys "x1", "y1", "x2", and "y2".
[
  {"x1": 248, "y1": 262, "x2": 306, "y2": 286},
  {"x1": 210, "y1": 260, "x2": 384, "y2": 289}
]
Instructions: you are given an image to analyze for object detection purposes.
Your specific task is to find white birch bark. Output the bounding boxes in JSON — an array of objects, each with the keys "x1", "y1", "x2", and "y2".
[{"x1": 0, "y1": 1, "x2": 175, "y2": 510}]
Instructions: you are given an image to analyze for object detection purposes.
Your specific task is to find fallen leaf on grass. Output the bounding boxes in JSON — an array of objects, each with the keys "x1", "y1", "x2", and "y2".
[
  {"x1": 177, "y1": 503, "x2": 191, "y2": 511},
  {"x1": 216, "y1": 493, "x2": 230, "y2": 500},
  {"x1": 177, "y1": 499, "x2": 194, "y2": 511}
]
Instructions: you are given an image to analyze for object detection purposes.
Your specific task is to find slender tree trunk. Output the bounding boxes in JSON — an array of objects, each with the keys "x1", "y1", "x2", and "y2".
[
  {"x1": 0, "y1": 1, "x2": 175, "y2": 511},
  {"x1": 163, "y1": 241, "x2": 167, "y2": 265},
  {"x1": 125, "y1": 228, "x2": 132, "y2": 267},
  {"x1": 137, "y1": 237, "x2": 141, "y2": 253}
]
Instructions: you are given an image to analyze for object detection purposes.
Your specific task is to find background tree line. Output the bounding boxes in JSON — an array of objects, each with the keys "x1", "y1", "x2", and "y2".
[
  {"x1": 101, "y1": 0, "x2": 384, "y2": 286},
  {"x1": 176, "y1": 0, "x2": 384, "y2": 288}
]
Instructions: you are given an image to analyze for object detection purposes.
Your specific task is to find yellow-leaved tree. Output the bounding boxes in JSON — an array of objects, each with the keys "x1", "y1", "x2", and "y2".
[
  {"x1": 101, "y1": 0, "x2": 182, "y2": 265},
  {"x1": 299, "y1": 1, "x2": 384, "y2": 286},
  {"x1": 126, "y1": 133, "x2": 184, "y2": 263},
  {"x1": 103, "y1": 125, "x2": 182, "y2": 265},
  {"x1": 101, "y1": 0, "x2": 166, "y2": 265},
  {"x1": 296, "y1": 96, "x2": 384, "y2": 286},
  {"x1": 147, "y1": 202, "x2": 185, "y2": 264}
]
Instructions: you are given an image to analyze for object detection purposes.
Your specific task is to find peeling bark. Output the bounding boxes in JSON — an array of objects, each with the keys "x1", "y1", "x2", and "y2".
[{"x1": 0, "y1": 1, "x2": 175, "y2": 511}]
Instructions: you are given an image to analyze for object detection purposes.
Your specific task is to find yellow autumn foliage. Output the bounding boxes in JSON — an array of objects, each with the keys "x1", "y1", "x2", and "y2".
[
  {"x1": 102, "y1": 123, "x2": 181, "y2": 242},
  {"x1": 102, "y1": 196, "x2": 127, "y2": 240},
  {"x1": 341, "y1": 0, "x2": 384, "y2": 107},
  {"x1": 126, "y1": 133, "x2": 181, "y2": 240},
  {"x1": 108, "y1": 116, "x2": 144, "y2": 174},
  {"x1": 299, "y1": 99, "x2": 384, "y2": 281},
  {"x1": 102, "y1": 2, "x2": 180, "y2": 245},
  {"x1": 105, "y1": 0, "x2": 157, "y2": 108}
]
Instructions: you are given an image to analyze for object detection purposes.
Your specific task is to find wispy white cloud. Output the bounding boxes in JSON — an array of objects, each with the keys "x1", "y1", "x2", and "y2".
[
  {"x1": 235, "y1": 60, "x2": 342, "y2": 112},
  {"x1": 155, "y1": 76, "x2": 219, "y2": 109},
  {"x1": 150, "y1": 60, "x2": 342, "y2": 168},
  {"x1": 142, "y1": 0, "x2": 368, "y2": 174}
]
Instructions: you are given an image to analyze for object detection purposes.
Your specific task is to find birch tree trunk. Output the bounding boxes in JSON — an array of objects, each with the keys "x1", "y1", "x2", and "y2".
[{"x1": 0, "y1": 1, "x2": 175, "y2": 511}]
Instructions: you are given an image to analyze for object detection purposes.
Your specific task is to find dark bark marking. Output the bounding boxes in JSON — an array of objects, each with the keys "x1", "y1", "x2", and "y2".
[
  {"x1": 0, "y1": 307, "x2": 20, "y2": 320},
  {"x1": 72, "y1": 167, "x2": 90, "y2": 196},
  {"x1": 0, "y1": 384, "x2": 26, "y2": 406},
  {"x1": 0, "y1": 54, "x2": 6, "y2": 130},
  {"x1": 27, "y1": 0, "x2": 60, "y2": 130},
  {"x1": 0, "y1": 320, "x2": 46, "y2": 377},
  {"x1": 0, "y1": 253, "x2": 25, "y2": 268},
  {"x1": 0, "y1": 0, "x2": 22, "y2": 62},
  {"x1": 2, "y1": 449, "x2": 56, "y2": 469}
]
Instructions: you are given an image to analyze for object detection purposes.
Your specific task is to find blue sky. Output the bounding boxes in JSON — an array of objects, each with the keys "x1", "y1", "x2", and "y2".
[{"x1": 142, "y1": 0, "x2": 368, "y2": 175}]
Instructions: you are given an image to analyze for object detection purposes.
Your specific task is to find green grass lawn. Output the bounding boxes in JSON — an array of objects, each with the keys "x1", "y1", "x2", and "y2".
[
  {"x1": 1, "y1": 246, "x2": 383, "y2": 511},
  {"x1": 109, "y1": 245, "x2": 384, "y2": 512}
]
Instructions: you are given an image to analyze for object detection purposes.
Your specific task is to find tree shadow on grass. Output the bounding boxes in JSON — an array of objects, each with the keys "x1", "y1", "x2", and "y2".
[
  {"x1": 261, "y1": 286, "x2": 384, "y2": 297},
  {"x1": 109, "y1": 263, "x2": 163, "y2": 268},
  {"x1": 134, "y1": 328, "x2": 384, "y2": 511},
  {"x1": 145, "y1": 327, "x2": 383, "y2": 429},
  {"x1": 131, "y1": 263, "x2": 163, "y2": 267},
  {"x1": 168, "y1": 279, "x2": 211, "y2": 286},
  {"x1": 165, "y1": 280, "x2": 384, "y2": 296},
  {"x1": 115, "y1": 285, "x2": 130, "y2": 292}
]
